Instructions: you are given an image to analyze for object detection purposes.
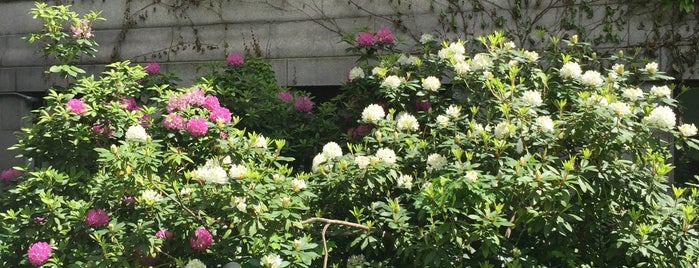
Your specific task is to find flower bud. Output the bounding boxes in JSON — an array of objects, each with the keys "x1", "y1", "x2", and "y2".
[{"x1": 110, "y1": 144, "x2": 118, "y2": 155}]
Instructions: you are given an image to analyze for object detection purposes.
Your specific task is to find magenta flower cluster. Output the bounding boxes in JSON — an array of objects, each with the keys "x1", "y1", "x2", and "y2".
[
  {"x1": 277, "y1": 91, "x2": 294, "y2": 103},
  {"x1": 66, "y1": 98, "x2": 87, "y2": 115},
  {"x1": 85, "y1": 208, "x2": 109, "y2": 228},
  {"x1": 27, "y1": 241, "x2": 52, "y2": 266},
  {"x1": 1, "y1": 168, "x2": 22, "y2": 182},
  {"x1": 144, "y1": 62, "x2": 160, "y2": 75},
  {"x1": 156, "y1": 229, "x2": 174, "y2": 240},
  {"x1": 71, "y1": 19, "x2": 92, "y2": 39},
  {"x1": 356, "y1": 27, "x2": 396, "y2": 46},
  {"x1": 226, "y1": 53, "x2": 245, "y2": 66},
  {"x1": 163, "y1": 88, "x2": 233, "y2": 136},
  {"x1": 189, "y1": 227, "x2": 213, "y2": 252},
  {"x1": 277, "y1": 90, "x2": 314, "y2": 114}
]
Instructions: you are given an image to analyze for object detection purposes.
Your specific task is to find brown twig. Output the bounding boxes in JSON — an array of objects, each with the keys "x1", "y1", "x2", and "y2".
[{"x1": 301, "y1": 217, "x2": 371, "y2": 268}]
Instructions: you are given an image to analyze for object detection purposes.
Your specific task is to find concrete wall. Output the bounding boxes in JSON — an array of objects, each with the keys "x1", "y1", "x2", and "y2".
[{"x1": 1, "y1": 0, "x2": 697, "y2": 170}]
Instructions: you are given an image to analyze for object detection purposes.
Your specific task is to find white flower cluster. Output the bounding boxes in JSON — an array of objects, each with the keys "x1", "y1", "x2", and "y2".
[
  {"x1": 354, "y1": 155, "x2": 370, "y2": 168},
  {"x1": 644, "y1": 106, "x2": 676, "y2": 129},
  {"x1": 560, "y1": 61, "x2": 582, "y2": 79},
  {"x1": 494, "y1": 122, "x2": 513, "y2": 139},
  {"x1": 396, "y1": 113, "x2": 419, "y2": 131},
  {"x1": 521, "y1": 90, "x2": 543, "y2": 107},
  {"x1": 465, "y1": 170, "x2": 478, "y2": 183},
  {"x1": 141, "y1": 189, "x2": 162, "y2": 204},
  {"x1": 312, "y1": 141, "x2": 344, "y2": 171},
  {"x1": 254, "y1": 135, "x2": 267, "y2": 148},
  {"x1": 348, "y1": 66, "x2": 365, "y2": 81},
  {"x1": 397, "y1": 174, "x2": 413, "y2": 189},
  {"x1": 679, "y1": 123, "x2": 698, "y2": 137},
  {"x1": 375, "y1": 148, "x2": 397, "y2": 164},
  {"x1": 453, "y1": 62, "x2": 470, "y2": 76},
  {"x1": 523, "y1": 50, "x2": 539, "y2": 62},
  {"x1": 609, "y1": 101, "x2": 631, "y2": 116},
  {"x1": 426, "y1": 153, "x2": 448, "y2": 172},
  {"x1": 622, "y1": 87, "x2": 644, "y2": 101},
  {"x1": 125, "y1": 125, "x2": 149, "y2": 142},
  {"x1": 422, "y1": 76, "x2": 441, "y2": 92},
  {"x1": 445, "y1": 105, "x2": 461, "y2": 118},
  {"x1": 260, "y1": 254, "x2": 284, "y2": 268},
  {"x1": 185, "y1": 259, "x2": 207, "y2": 268},
  {"x1": 381, "y1": 75, "x2": 402, "y2": 90},
  {"x1": 650, "y1": 85, "x2": 671, "y2": 98},
  {"x1": 645, "y1": 62, "x2": 658, "y2": 75},
  {"x1": 436, "y1": 115, "x2": 449, "y2": 128},
  {"x1": 291, "y1": 178, "x2": 307, "y2": 192},
  {"x1": 193, "y1": 159, "x2": 228, "y2": 184},
  {"x1": 228, "y1": 164, "x2": 247, "y2": 180},
  {"x1": 438, "y1": 41, "x2": 466, "y2": 62},
  {"x1": 470, "y1": 53, "x2": 493, "y2": 70},
  {"x1": 535, "y1": 116, "x2": 554, "y2": 132},
  {"x1": 581, "y1": 70, "x2": 604, "y2": 87},
  {"x1": 397, "y1": 54, "x2": 419, "y2": 66},
  {"x1": 233, "y1": 196, "x2": 247, "y2": 212},
  {"x1": 362, "y1": 104, "x2": 386, "y2": 123}
]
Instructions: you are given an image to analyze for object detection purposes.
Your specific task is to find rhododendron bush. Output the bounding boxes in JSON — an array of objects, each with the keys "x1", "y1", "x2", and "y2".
[{"x1": 310, "y1": 32, "x2": 699, "y2": 266}]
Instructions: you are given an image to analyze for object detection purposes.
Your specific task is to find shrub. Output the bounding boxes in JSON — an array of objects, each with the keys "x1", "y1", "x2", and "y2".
[{"x1": 311, "y1": 31, "x2": 699, "y2": 267}]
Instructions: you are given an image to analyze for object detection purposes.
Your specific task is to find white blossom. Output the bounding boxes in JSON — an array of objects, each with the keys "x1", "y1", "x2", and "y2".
[
  {"x1": 185, "y1": 259, "x2": 207, "y2": 268},
  {"x1": 678, "y1": 123, "x2": 698, "y2": 137},
  {"x1": 141, "y1": 189, "x2": 162, "y2": 204},
  {"x1": 581, "y1": 70, "x2": 604, "y2": 87},
  {"x1": 396, "y1": 113, "x2": 419, "y2": 131},
  {"x1": 521, "y1": 90, "x2": 543, "y2": 107},
  {"x1": 260, "y1": 254, "x2": 284, "y2": 268},
  {"x1": 312, "y1": 153, "x2": 327, "y2": 172},
  {"x1": 471, "y1": 53, "x2": 493, "y2": 70},
  {"x1": 254, "y1": 135, "x2": 267, "y2": 148},
  {"x1": 535, "y1": 116, "x2": 554, "y2": 132},
  {"x1": 523, "y1": 50, "x2": 539, "y2": 62},
  {"x1": 612, "y1": 63, "x2": 624, "y2": 75},
  {"x1": 622, "y1": 87, "x2": 644, "y2": 101},
  {"x1": 375, "y1": 148, "x2": 397, "y2": 164},
  {"x1": 419, "y1": 33, "x2": 434, "y2": 44},
  {"x1": 233, "y1": 196, "x2": 247, "y2": 212},
  {"x1": 381, "y1": 75, "x2": 402, "y2": 89},
  {"x1": 354, "y1": 155, "x2": 370, "y2": 169},
  {"x1": 228, "y1": 164, "x2": 247, "y2": 180},
  {"x1": 422, "y1": 76, "x2": 441, "y2": 92},
  {"x1": 650, "y1": 85, "x2": 672, "y2": 98},
  {"x1": 445, "y1": 105, "x2": 461, "y2": 119},
  {"x1": 291, "y1": 178, "x2": 307, "y2": 192},
  {"x1": 397, "y1": 174, "x2": 414, "y2": 189},
  {"x1": 560, "y1": 62, "x2": 582, "y2": 79},
  {"x1": 361, "y1": 104, "x2": 386, "y2": 123},
  {"x1": 644, "y1": 106, "x2": 676, "y2": 129},
  {"x1": 645, "y1": 62, "x2": 658, "y2": 75},
  {"x1": 494, "y1": 121, "x2": 512, "y2": 139},
  {"x1": 426, "y1": 153, "x2": 448, "y2": 172},
  {"x1": 194, "y1": 160, "x2": 228, "y2": 184},
  {"x1": 465, "y1": 170, "x2": 478, "y2": 182},
  {"x1": 609, "y1": 101, "x2": 631, "y2": 116},
  {"x1": 436, "y1": 115, "x2": 449, "y2": 128},
  {"x1": 349, "y1": 66, "x2": 365, "y2": 81},
  {"x1": 453, "y1": 62, "x2": 470, "y2": 76},
  {"x1": 125, "y1": 125, "x2": 148, "y2": 142},
  {"x1": 322, "y1": 142, "x2": 343, "y2": 158}
]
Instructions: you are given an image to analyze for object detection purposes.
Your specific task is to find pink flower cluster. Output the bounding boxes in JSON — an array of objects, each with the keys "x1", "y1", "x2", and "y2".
[
  {"x1": 189, "y1": 227, "x2": 213, "y2": 252},
  {"x1": 277, "y1": 91, "x2": 294, "y2": 103},
  {"x1": 27, "y1": 241, "x2": 52, "y2": 266},
  {"x1": 1, "y1": 168, "x2": 22, "y2": 182},
  {"x1": 227, "y1": 53, "x2": 244, "y2": 66},
  {"x1": 163, "y1": 89, "x2": 233, "y2": 137},
  {"x1": 294, "y1": 96, "x2": 314, "y2": 114},
  {"x1": 66, "y1": 98, "x2": 87, "y2": 115},
  {"x1": 71, "y1": 19, "x2": 92, "y2": 39},
  {"x1": 144, "y1": 62, "x2": 160, "y2": 75},
  {"x1": 85, "y1": 208, "x2": 109, "y2": 228},
  {"x1": 356, "y1": 27, "x2": 396, "y2": 46},
  {"x1": 156, "y1": 229, "x2": 174, "y2": 240}
]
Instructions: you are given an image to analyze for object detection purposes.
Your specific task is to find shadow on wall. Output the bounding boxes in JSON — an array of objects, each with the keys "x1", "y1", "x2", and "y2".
[{"x1": 0, "y1": 92, "x2": 43, "y2": 170}]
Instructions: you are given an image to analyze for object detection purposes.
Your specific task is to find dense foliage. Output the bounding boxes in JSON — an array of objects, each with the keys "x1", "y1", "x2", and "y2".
[{"x1": 2, "y1": 3, "x2": 699, "y2": 268}]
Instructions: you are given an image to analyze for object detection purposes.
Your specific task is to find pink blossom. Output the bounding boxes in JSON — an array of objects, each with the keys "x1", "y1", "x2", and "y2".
[
  {"x1": 184, "y1": 88, "x2": 207, "y2": 106},
  {"x1": 120, "y1": 97, "x2": 139, "y2": 111},
  {"x1": 220, "y1": 131, "x2": 228, "y2": 139},
  {"x1": 122, "y1": 196, "x2": 136, "y2": 203},
  {"x1": 91, "y1": 123, "x2": 114, "y2": 136},
  {"x1": 415, "y1": 99, "x2": 431, "y2": 112},
  {"x1": 144, "y1": 62, "x2": 160, "y2": 75},
  {"x1": 164, "y1": 113, "x2": 185, "y2": 130},
  {"x1": 71, "y1": 20, "x2": 92, "y2": 39},
  {"x1": 34, "y1": 216, "x2": 45, "y2": 222},
  {"x1": 186, "y1": 117, "x2": 209, "y2": 136},
  {"x1": 209, "y1": 107, "x2": 232, "y2": 124},
  {"x1": 167, "y1": 95, "x2": 188, "y2": 112},
  {"x1": 356, "y1": 32, "x2": 376, "y2": 46},
  {"x1": 66, "y1": 98, "x2": 87, "y2": 115},
  {"x1": 1, "y1": 168, "x2": 22, "y2": 182},
  {"x1": 27, "y1": 241, "x2": 52, "y2": 266},
  {"x1": 203, "y1": 95, "x2": 220, "y2": 110},
  {"x1": 85, "y1": 208, "x2": 109, "y2": 228},
  {"x1": 277, "y1": 91, "x2": 294, "y2": 103},
  {"x1": 226, "y1": 53, "x2": 244, "y2": 66},
  {"x1": 294, "y1": 96, "x2": 314, "y2": 114},
  {"x1": 156, "y1": 229, "x2": 174, "y2": 240},
  {"x1": 376, "y1": 27, "x2": 396, "y2": 44},
  {"x1": 139, "y1": 114, "x2": 151, "y2": 127},
  {"x1": 189, "y1": 227, "x2": 213, "y2": 252}
]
